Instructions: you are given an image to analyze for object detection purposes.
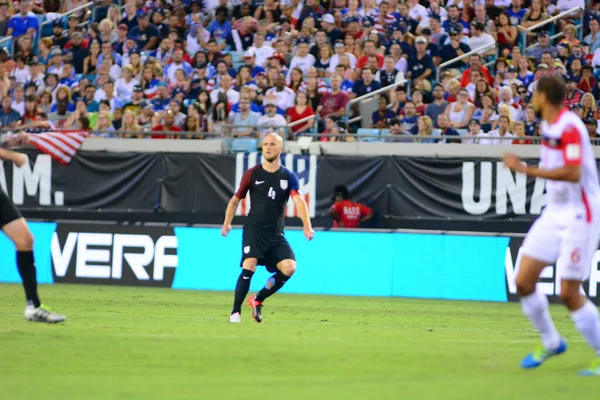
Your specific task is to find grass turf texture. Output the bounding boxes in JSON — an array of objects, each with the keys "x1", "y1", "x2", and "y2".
[{"x1": 0, "y1": 283, "x2": 597, "y2": 400}]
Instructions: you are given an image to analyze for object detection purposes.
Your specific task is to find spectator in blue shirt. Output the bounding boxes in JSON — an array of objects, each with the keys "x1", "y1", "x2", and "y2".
[
  {"x1": 507, "y1": 0, "x2": 527, "y2": 25},
  {"x1": 352, "y1": 67, "x2": 381, "y2": 98},
  {"x1": 7, "y1": 0, "x2": 38, "y2": 39},
  {"x1": 407, "y1": 36, "x2": 435, "y2": 90},
  {"x1": 128, "y1": 12, "x2": 160, "y2": 52},
  {"x1": 400, "y1": 101, "x2": 419, "y2": 135},
  {"x1": 437, "y1": 113, "x2": 461, "y2": 144},
  {"x1": 371, "y1": 96, "x2": 396, "y2": 129},
  {"x1": 0, "y1": 96, "x2": 23, "y2": 128},
  {"x1": 242, "y1": 50, "x2": 265, "y2": 78},
  {"x1": 208, "y1": 7, "x2": 232, "y2": 43},
  {"x1": 440, "y1": 30, "x2": 471, "y2": 70},
  {"x1": 442, "y1": 5, "x2": 469, "y2": 36},
  {"x1": 151, "y1": 83, "x2": 170, "y2": 111}
]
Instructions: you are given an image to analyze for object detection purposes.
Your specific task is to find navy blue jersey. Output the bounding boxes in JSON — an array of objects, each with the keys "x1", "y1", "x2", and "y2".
[{"x1": 235, "y1": 165, "x2": 301, "y2": 232}]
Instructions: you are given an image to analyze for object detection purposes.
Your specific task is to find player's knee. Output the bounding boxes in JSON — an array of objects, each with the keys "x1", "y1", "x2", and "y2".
[
  {"x1": 279, "y1": 260, "x2": 296, "y2": 276},
  {"x1": 559, "y1": 289, "x2": 581, "y2": 308},
  {"x1": 515, "y1": 277, "x2": 535, "y2": 297},
  {"x1": 242, "y1": 258, "x2": 258, "y2": 272},
  {"x1": 14, "y1": 231, "x2": 34, "y2": 251}
]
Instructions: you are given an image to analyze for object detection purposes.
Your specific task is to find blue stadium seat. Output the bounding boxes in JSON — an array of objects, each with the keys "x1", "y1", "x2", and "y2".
[
  {"x1": 356, "y1": 128, "x2": 381, "y2": 142},
  {"x1": 229, "y1": 51, "x2": 244, "y2": 69},
  {"x1": 229, "y1": 138, "x2": 258, "y2": 152}
]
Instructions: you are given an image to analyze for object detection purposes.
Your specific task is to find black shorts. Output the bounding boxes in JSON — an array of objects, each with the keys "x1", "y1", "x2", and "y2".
[
  {"x1": 0, "y1": 189, "x2": 22, "y2": 228},
  {"x1": 241, "y1": 225, "x2": 295, "y2": 273}
]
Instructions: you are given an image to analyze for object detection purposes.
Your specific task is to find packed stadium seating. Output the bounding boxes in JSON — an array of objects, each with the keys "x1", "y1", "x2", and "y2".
[{"x1": 0, "y1": 0, "x2": 597, "y2": 150}]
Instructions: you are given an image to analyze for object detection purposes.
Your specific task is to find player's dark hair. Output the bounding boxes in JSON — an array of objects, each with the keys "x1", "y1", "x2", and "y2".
[{"x1": 536, "y1": 76, "x2": 565, "y2": 106}]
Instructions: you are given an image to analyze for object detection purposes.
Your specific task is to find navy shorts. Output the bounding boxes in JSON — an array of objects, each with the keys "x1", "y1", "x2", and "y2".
[
  {"x1": 0, "y1": 189, "x2": 22, "y2": 228},
  {"x1": 241, "y1": 225, "x2": 295, "y2": 273}
]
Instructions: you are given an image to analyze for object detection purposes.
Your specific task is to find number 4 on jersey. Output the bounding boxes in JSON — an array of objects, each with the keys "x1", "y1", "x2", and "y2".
[{"x1": 268, "y1": 187, "x2": 276, "y2": 200}]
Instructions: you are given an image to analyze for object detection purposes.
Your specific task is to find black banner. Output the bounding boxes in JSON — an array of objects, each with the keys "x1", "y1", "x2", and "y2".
[
  {"x1": 4, "y1": 150, "x2": 555, "y2": 223},
  {"x1": 505, "y1": 236, "x2": 600, "y2": 305},
  {"x1": 52, "y1": 224, "x2": 178, "y2": 287}
]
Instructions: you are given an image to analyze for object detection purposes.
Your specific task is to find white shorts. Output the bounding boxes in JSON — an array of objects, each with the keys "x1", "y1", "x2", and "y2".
[{"x1": 521, "y1": 214, "x2": 600, "y2": 281}]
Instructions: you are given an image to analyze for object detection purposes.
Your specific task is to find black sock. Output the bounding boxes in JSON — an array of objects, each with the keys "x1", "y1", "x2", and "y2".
[
  {"x1": 255, "y1": 271, "x2": 290, "y2": 303},
  {"x1": 232, "y1": 269, "x2": 254, "y2": 314},
  {"x1": 16, "y1": 251, "x2": 40, "y2": 308}
]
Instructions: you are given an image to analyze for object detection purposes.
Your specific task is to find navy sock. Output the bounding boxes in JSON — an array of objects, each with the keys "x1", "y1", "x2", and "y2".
[
  {"x1": 232, "y1": 269, "x2": 254, "y2": 314},
  {"x1": 255, "y1": 271, "x2": 290, "y2": 303},
  {"x1": 16, "y1": 251, "x2": 40, "y2": 308}
]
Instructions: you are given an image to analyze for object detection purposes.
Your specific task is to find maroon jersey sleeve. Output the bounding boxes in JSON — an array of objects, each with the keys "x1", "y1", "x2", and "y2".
[{"x1": 234, "y1": 168, "x2": 253, "y2": 199}]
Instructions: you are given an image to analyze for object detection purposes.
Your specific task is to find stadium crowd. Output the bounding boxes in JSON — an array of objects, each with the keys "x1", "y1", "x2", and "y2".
[{"x1": 0, "y1": 0, "x2": 598, "y2": 143}]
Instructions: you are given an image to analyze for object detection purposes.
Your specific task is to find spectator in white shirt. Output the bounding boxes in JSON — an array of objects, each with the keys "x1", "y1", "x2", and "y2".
[
  {"x1": 258, "y1": 100, "x2": 287, "y2": 139},
  {"x1": 210, "y1": 74, "x2": 240, "y2": 104},
  {"x1": 114, "y1": 64, "x2": 140, "y2": 103},
  {"x1": 328, "y1": 41, "x2": 358, "y2": 73},
  {"x1": 478, "y1": 115, "x2": 514, "y2": 145},
  {"x1": 265, "y1": 74, "x2": 296, "y2": 110},
  {"x1": 287, "y1": 40, "x2": 316, "y2": 79},
  {"x1": 468, "y1": 21, "x2": 496, "y2": 57},
  {"x1": 249, "y1": 32, "x2": 275, "y2": 68},
  {"x1": 407, "y1": 0, "x2": 428, "y2": 21}
]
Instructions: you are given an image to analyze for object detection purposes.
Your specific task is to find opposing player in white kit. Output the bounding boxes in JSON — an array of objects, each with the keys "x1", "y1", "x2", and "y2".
[{"x1": 504, "y1": 76, "x2": 600, "y2": 376}]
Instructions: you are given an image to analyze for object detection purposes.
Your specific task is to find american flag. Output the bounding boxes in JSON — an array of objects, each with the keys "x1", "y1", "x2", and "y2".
[{"x1": 26, "y1": 130, "x2": 89, "y2": 165}]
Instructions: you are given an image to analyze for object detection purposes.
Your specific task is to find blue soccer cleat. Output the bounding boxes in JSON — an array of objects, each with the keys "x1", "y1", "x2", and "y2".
[
  {"x1": 578, "y1": 358, "x2": 600, "y2": 376},
  {"x1": 521, "y1": 339, "x2": 568, "y2": 369}
]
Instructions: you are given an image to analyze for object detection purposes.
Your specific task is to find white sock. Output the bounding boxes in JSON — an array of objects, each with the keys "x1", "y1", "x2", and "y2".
[
  {"x1": 571, "y1": 301, "x2": 600, "y2": 357},
  {"x1": 521, "y1": 290, "x2": 562, "y2": 350}
]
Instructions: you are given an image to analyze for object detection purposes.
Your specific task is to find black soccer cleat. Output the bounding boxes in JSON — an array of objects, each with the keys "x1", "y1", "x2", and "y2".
[{"x1": 247, "y1": 294, "x2": 263, "y2": 323}]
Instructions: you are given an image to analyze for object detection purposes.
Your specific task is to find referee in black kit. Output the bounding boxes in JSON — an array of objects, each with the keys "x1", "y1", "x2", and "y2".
[
  {"x1": 221, "y1": 133, "x2": 314, "y2": 323},
  {"x1": 0, "y1": 137, "x2": 65, "y2": 322}
]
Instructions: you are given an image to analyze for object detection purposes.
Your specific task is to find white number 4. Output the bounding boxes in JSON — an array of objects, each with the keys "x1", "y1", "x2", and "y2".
[{"x1": 268, "y1": 187, "x2": 276, "y2": 200}]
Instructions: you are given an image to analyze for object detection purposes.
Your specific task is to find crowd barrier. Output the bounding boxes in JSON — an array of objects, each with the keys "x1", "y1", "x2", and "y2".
[{"x1": 1, "y1": 222, "x2": 599, "y2": 305}]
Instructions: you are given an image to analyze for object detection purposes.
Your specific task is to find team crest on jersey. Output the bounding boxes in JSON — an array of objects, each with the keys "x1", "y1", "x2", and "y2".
[
  {"x1": 244, "y1": 246, "x2": 250, "y2": 254},
  {"x1": 234, "y1": 152, "x2": 318, "y2": 218}
]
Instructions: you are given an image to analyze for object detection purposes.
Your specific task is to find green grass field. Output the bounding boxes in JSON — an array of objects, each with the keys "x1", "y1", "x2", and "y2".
[{"x1": 0, "y1": 283, "x2": 597, "y2": 400}]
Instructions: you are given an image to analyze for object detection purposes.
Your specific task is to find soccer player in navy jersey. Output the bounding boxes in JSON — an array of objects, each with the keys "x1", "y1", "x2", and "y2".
[{"x1": 221, "y1": 133, "x2": 314, "y2": 323}]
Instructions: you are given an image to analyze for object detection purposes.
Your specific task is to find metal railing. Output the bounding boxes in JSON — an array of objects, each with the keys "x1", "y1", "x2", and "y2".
[
  {"x1": 520, "y1": 6, "x2": 584, "y2": 52},
  {"x1": 40, "y1": 2, "x2": 95, "y2": 27},
  {"x1": 435, "y1": 42, "x2": 496, "y2": 82},
  {"x1": 344, "y1": 80, "x2": 408, "y2": 125},
  {"x1": 299, "y1": 132, "x2": 546, "y2": 143},
  {"x1": 8, "y1": 129, "x2": 600, "y2": 146},
  {"x1": 0, "y1": 35, "x2": 13, "y2": 54},
  {"x1": 287, "y1": 113, "x2": 318, "y2": 135}
]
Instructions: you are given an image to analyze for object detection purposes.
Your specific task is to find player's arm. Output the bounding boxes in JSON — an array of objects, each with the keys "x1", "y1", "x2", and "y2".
[
  {"x1": 289, "y1": 171, "x2": 314, "y2": 240},
  {"x1": 0, "y1": 147, "x2": 27, "y2": 167},
  {"x1": 505, "y1": 158, "x2": 581, "y2": 182},
  {"x1": 293, "y1": 194, "x2": 314, "y2": 241},
  {"x1": 360, "y1": 204, "x2": 374, "y2": 223},
  {"x1": 504, "y1": 127, "x2": 583, "y2": 183},
  {"x1": 329, "y1": 202, "x2": 341, "y2": 221},
  {"x1": 221, "y1": 169, "x2": 252, "y2": 237}
]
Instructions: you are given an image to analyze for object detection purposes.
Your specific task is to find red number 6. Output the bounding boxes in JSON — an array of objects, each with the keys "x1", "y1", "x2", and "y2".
[{"x1": 571, "y1": 248, "x2": 581, "y2": 264}]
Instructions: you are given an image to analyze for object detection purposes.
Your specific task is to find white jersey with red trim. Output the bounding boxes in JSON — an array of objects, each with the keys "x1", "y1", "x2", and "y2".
[{"x1": 540, "y1": 109, "x2": 600, "y2": 222}]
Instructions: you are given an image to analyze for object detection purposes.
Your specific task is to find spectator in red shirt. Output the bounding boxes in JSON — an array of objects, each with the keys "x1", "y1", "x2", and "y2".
[
  {"x1": 579, "y1": 65, "x2": 596, "y2": 93},
  {"x1": 329, "y1": 185, "x2": 373, "y2": 228},
  {"x1": 460, "y1": 54, "x2": 493, "y2": 87},
  {"x1": 316, "y1": 74, "x2": 349, "y2": 120},
  {"x1": 356, "y1": 40, "x2": 384, "y2": 69},
  {"x1": 151, "y1": 110, "x2": 182, "y2": 139}
]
